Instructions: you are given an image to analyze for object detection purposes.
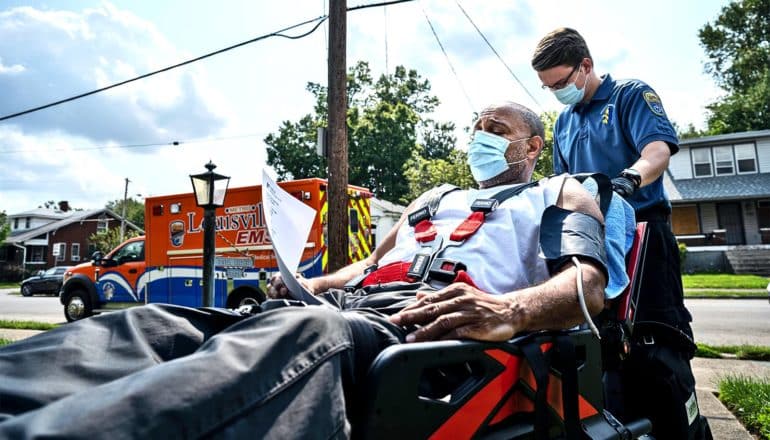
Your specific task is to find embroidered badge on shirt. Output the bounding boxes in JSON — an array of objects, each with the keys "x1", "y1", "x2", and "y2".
[
  {"x1": 643, "y1": 91, "x2": 665, "y2": 116},
  {"x1": 601, "y1": 104, "x2": 615, "y2": 125}
]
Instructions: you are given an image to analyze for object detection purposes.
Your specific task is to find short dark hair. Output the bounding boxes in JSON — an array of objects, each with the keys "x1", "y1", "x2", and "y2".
[
  {"x1": 531, "y1": 27, "x2": 592, "y2": 71},
  {"x1": 511, "y1": 102, "x2": 545, "y2": 140}
]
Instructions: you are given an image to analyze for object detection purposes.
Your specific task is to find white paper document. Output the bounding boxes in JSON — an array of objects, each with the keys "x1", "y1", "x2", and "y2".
[{"x1": 261, "y1": 169, "x2": 322, "y2": 305}]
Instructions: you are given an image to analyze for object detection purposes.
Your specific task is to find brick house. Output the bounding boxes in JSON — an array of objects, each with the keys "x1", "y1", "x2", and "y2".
[
  {"x1": 1, "y1": 203, "x2": 142, "y2": 274},
  {"x1": 665, "y1": 129, "x2": 770, "y2": 274}
]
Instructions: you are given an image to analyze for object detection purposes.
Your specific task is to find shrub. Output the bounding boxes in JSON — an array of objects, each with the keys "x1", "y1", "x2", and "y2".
[{"x1": 678, "y1": 242, "x2": 687, "y2": 273}]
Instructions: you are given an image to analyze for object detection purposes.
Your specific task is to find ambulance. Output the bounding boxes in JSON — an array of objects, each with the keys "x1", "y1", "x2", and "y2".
[{"x1": 60, "y1": 178, "x2": 373, "y2": 322}]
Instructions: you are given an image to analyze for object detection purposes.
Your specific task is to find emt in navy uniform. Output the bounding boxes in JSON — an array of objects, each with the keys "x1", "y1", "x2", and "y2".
[{"x1": 531, "y1": 27, "x2": 711, "y2": 439}]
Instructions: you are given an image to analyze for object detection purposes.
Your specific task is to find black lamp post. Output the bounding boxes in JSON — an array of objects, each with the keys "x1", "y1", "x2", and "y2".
[{"x1": 190, "y1": 161, "x2": 230, "y2": 307}]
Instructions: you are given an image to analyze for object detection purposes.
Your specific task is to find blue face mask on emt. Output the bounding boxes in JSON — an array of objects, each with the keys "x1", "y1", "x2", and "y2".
[
  {"x1": 552, "y1": 66, "x2": 588, "y2": 105},
  {"x1": 467, "y1": 131, "x2": 530, "y2": 182}
]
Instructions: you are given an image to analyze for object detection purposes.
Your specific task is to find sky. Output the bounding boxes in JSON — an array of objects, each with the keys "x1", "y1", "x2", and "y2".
[{"x1": 0, "y1": 0, "x2": 729, "y2": 215}]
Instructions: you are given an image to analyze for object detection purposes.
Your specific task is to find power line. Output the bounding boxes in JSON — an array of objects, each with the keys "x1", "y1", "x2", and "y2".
[
  {"x1": 0, "y1": 16, "x2": 328, "y2": 124},
  {"x1": 0, "y1": 132, "x2": 268, "y2": 155},
  {"x1": 422, "y1": 8, "x2": 476, "y2": 113},
  {"x1": 0, "y1": 0, "x2": 416, "y2": 124},
  {"x1": 454, "y1": 0, "x2": 543, "y2": 112}
]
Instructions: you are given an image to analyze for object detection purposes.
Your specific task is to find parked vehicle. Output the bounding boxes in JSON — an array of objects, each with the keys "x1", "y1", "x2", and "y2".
[
  {"x1": 21, "y1": 266, "x2": 72, "y2": 296},
  {"x1": 60, "y1": 178, "x2": 372, "y2": 322}
]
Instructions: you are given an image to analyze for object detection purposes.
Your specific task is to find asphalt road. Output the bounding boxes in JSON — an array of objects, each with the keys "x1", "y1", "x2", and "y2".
[
  {"x1": 686, "y1": 298, "x2": 770, "y2": 346},
  {"x1": 0, "y1": 289, "x2": 768, "y2": 346}
]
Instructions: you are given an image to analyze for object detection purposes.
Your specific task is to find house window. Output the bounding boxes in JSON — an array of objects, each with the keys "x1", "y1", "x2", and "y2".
[
  {"x1": 13, "y1": 218, "x2": 18, "y2": 229},
  {"x1": 672, "y1": 205, "x2": 700, "y2": 235},
  {"x1": 71, "y1": 243, "x2": 81, "y2": 262},
  {"x1": 30, "y1": 246, "x2": 45, "y2": 262},
  {"x1": 713, "y1": 146, "x2": 734, "y2": 176},
  {"x1": 691, "y1": 148, "x2": 712, "y2": 177},
  {"x1": 758, "y1": 200, "x2": 770, "y2": 229},
  {"x1": 735, "y1": 143, "x2": 757, "y2": 174},
  {"x1": 53, "y1": 242, "x2": 66, "y2": 262},
  {"x1": 25, "y1": 217, "x2": 31, "y2": 228},
  {"x1": 97, "y1": 217, "x2": 108, "y2": 233}
]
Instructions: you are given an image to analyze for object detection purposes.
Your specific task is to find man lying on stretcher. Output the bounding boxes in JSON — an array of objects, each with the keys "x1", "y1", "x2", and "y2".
[
  {"x1": 0, "y1": 101, "x2": 634, "y2": 439},
  {"x1": 269, "y1": 100, "x2": 635, "y2": 343}
]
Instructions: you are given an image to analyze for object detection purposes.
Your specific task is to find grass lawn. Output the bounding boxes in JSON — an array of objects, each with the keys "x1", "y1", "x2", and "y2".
[
  {"x1": 0, "y1": 320, "x2": 58, "y2": 331},
  {"x1": 0, "y1": 282, "x2": 20, "y2": 289},
  {"x1": 684, "y1": 289, "x2": 767, "y2": 298},
  {"x1": 696, "y1": 343, "x2": 770, "y2": 361},
  {"x1": 719, "y1": 375, "x2": 770, "y2": 439},
  {"x1": 682, "y1": 273, "x2": 769, "y2": 289}
]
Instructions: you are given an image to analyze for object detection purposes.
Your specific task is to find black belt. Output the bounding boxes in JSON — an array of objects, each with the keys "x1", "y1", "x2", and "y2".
[{"x1": 635, "y1": 204, "x2": 671, "y2": 222}]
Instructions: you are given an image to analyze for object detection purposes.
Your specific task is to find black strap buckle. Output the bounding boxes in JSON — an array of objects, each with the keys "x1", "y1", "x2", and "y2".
[
  {"x1": 407, "y1": 206, "x2": 431, "y2": 227},
  {"x1": 343, "y1": 264, "x2": 378, "y2": 292},
  {"x1": 428, "y1": 258, "x2": 467, "y2": 283},
  {"x1": 406, "y1": 249, "x2": 433, "y2": 280},
  {"x1": 470, "y1": 198, "x2": 498, "y2": 213}
]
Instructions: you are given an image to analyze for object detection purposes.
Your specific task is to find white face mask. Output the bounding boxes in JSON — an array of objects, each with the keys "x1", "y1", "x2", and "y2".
[{"x1": 552, "y1": 67, "x2": 588, "y2": 105}]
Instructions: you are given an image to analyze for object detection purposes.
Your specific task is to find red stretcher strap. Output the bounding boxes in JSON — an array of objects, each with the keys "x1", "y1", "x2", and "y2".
[
  {"x1": 361, "y1": 261, "x2": 415, "y2": 286},
  {"x1": 449, "y1": 211, "x2": 485, "y2": 242},
  {"x1": 414, "y1": 219, "x2": 437, "y2": 243}
]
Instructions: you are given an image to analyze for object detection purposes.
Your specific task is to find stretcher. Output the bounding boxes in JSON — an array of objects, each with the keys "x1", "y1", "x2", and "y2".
[{"x1": 354, "y1": 223, "x2": 651, "y2": 439}]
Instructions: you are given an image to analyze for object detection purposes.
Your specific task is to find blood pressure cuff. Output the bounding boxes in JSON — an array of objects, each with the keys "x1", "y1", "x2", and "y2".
[{"x1": 539, "y1": 205, "x2": 608, "y2": 280}]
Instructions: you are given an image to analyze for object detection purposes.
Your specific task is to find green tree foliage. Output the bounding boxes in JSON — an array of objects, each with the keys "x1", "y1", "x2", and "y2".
[
  {"x1": 699, "y1": 0, "x2": 770, "y2": 133},
  {"x1": 0, "y1": 211, "x2": 9, "y2": 243},
  {"x1": 404, "y1": 147, "x2": 476, "y2": 201},
  {"x1": 88, "y1": 227, "x2": 140, "y2": 254},
  {"x1": 533, "y1": 111, "x2": 557, "y2": 180},
  {"x1": 106, "y1": 198, "x2": 145, "y2": 230},
  {"x1": 265, "y1": 61, "x2": 457, "y2": 204}
]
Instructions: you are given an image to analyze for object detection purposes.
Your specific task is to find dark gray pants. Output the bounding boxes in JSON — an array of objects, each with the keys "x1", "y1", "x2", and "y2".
[{"x1": 0, "y1": 303, "x2": 383, "y2": 439}]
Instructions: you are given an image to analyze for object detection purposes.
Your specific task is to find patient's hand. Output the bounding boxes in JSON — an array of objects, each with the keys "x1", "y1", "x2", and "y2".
[
  {"x1": 266, "y1": 274, "x2": 315, "y2": 299},
  {"x1": 389, "y1": 283, "x2": 521, "y2": 343}
]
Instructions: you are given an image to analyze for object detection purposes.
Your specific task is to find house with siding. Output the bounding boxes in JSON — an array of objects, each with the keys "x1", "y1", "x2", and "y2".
[
  {"x1": 1, "y1": 203, "x2": 142, "y2": 276},
  {"x1": 665, "y1": 129, "x2": 770, "y2": 274}
]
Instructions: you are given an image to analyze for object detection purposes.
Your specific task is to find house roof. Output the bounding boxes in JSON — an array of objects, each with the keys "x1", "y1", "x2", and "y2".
[
  {"x1": 667, "y1": 172, "x2": 770, "y2": 203},
  {"x1": 679, "y1": 129, "x2": 770, "y2": 147},
  {"x1": 4, "y1": 209, "x2": 143, "y2": 244},
  {"x1": 8, "y1": 208, "x2": 71, "y2": 220},
  {"x1": 371, "y1": 197, "x2": 405, "y2": 215}
]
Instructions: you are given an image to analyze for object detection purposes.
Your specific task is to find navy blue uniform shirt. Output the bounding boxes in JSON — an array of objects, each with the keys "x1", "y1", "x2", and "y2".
[{"x1": 553, "y1": 74, "x2": 679, "y2": 212}]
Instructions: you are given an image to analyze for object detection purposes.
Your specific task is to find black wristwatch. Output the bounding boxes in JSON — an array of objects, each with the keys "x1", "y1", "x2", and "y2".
[{"x1": 619, "y1": 168, "x2": 642, "y2": 189}]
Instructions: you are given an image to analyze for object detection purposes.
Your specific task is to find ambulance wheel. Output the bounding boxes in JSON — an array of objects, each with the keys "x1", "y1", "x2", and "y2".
[
  {"x1": 64, "y1": 289, "x2": 93, "y2": 322},
  {"x1": 226, "y1": 287, "x2": 266, "y2": 309}
]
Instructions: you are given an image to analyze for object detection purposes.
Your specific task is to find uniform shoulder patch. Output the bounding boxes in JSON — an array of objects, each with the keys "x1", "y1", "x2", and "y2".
[{"x1": 643, "y1": 90, "x2": 665, "y2": 116}]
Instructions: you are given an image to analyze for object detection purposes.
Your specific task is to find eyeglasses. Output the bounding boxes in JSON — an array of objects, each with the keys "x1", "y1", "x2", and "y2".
[{"x1": 541, "y1": 64, "x2": 580, "y2": 91}]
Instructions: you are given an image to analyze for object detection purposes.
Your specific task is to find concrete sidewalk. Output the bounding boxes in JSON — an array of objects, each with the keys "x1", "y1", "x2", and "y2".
[
  {"x1": 692, "y1": 357, "x2": 770, "y2": 439},
  {"x1": 0, "y1": 330, "x2": 766, "y2": 437}
]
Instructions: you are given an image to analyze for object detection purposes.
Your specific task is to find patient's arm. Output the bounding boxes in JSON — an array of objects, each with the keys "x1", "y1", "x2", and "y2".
[
  {"x1": 267, "y1": 198, "x2": 417, "y2": 299},
  {"x1": 390, "y1": 178, "x2": 607, "y2": 342}
]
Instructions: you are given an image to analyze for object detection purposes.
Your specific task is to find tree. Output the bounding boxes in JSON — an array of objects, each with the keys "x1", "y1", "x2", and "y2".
[
  {"x1": 0, "y1": 211, "x2": 9, "y2": 243},
  {"x1": 699, "y1": 0, "x2": 770, "y2": 133},
  {"x1": 404, "y1": 147, "x2": 475, "y2": 200},
  {"x1": 265, "y1": 61, "x2": 456, "y2": 204},
  {"x1": 106, "y1": 198, "x2": 145, "y2": 230},
  {"x1": 533, "y1": 111, "x2": 557, "y2": 180},
  {"x1": 88, "y1": 227, "x2": 140, "y2": 254}
]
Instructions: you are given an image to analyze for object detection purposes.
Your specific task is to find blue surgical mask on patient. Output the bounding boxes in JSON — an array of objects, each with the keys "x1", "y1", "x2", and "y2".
[{"x1": 467, "y1": 131, "x2": 530, "y2": 181}]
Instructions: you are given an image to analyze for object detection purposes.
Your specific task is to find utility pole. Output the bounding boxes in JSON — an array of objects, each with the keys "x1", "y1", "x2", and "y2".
[
  {"x1": 120, "y1": 177, "x2": 130, "y2": 242},
  {"x1": 327, "y1": 0, "x2": 348, "y2": 272}
]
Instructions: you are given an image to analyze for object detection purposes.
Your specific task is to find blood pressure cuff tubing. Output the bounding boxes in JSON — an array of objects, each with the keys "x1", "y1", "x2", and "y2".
[{"x1": 539, "y1": 205, "x2": 608, "y2": 280}]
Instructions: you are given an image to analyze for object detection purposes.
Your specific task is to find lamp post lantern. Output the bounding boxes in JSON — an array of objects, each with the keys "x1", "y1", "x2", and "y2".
[{"x1": 190, "y1": 161, "x2": 230, "y2": 307}]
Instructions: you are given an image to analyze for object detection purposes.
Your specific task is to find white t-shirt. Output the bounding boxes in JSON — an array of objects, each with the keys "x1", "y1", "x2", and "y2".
[{"x1": 378, "y1": 176, "x2": 567, "y2": 294}]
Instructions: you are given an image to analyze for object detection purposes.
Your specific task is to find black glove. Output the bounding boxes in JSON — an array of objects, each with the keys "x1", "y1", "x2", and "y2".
[{"x1": 611, "y1": 169, "x2": 641, "y2": 198}]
